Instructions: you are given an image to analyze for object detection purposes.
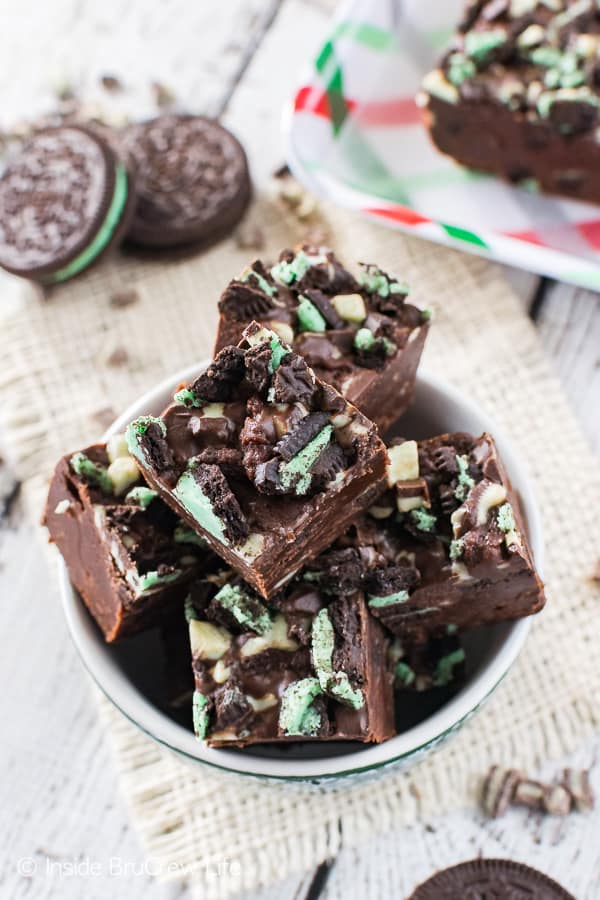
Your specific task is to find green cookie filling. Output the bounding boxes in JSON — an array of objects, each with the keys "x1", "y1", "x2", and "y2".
[
  {"x1": 279, "y1": 424, "x2": 334, "y2": 495},
  {"x1": 193, "y1": 690, "x2": 210, "y2": 740},
  {"x1": 311, "y1": 608, "x2": 364, "y2": 709},
  {"x1": 212, "y1": 583, "x2": 271, "y2": 635},
  {"x1": 125, "y1": 486, "x2": 158, "y2": 509},
  {"x1": 367, "y1": 590, "x2": 409, "y2": 609},
  {"x1": 70, "y1": 452, "x2": 112, "y2": 495},
  {"x1": 173, "y1": 524, "x2": 207, "y2": 548},
  {"x1": 279, "y1": 677, "x2": 323, "y2": 736},
  {"x1": 433, "y1": 648, "x2": 465, "y2": 687},
  {"x1": 135, "y1": 568, "x2": 182, "y2": 595},
  {"x1": 125, "y1": 416, "x2": 167, "y2": 465},
  {"x1": 173, "y1": 470, "x2": 228, "y2": 544},
  {"x1": 297, "y1": 296, "x2": 327, "y2": 333},
  {"x1": 174, "y1": 387, "x2": 203, "y2": 408}
]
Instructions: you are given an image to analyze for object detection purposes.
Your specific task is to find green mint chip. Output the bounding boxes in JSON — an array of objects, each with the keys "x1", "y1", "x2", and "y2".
[
  {"x1": 311, "y1": 608, "x2": 364, "y2": 709},
  {"x1": 395, "y1": 661, "x2": 416, "y2": 687},
  {"x1": 240, "y1": 266, "x2": 277, "y2": 297},
  {"x1": 279, "y1": 677, "x2": 323, "y2": 736},
  {"x1": 409, "y1": 507, "x2": 437, "y2": 533},
  {"x1": 212, "y1": 583, "x2": 271, "y2": 635},
  {"x1": 193, "y1": 690, "x2": 210, "y2": 740},
  {"x1": 173, "y1": 524, "x2": 207, "y2": 548},
  {"x1": 70, "y1": 452, "x2": 113, "y2": 495},
  {"x1": 297, "y1": 296, "x2": 327, "y2": 333},
  {"x1": 354, "y1": 327, "x2": 376, "y2": 351},
  {"x1": 496, "y1": 502, "x2": 516, "y2": 533},
  {"x1": 433, "y1": 648, "x2": 466, "y2": 687},
  {"x1": 125, "y1": 486, "x2": 158, "y2": 509},
  {"x1": 174, "y1": 387, "x2": 203, "y2": 408}
]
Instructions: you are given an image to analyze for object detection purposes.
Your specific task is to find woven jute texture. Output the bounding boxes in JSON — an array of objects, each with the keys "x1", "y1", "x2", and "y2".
[{"x1": 2, "y1": 191, "x2": 599, "y2": 900}]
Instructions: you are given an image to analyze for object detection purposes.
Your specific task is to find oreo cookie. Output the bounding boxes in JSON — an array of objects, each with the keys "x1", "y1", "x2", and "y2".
[
  {"x1": 409, "y1": 859, "x2": 574, "y2": 899},
  {"x1": 0, "y1": 125, "x2": 135, "y2": 284},
  {"x1": 119, "y1": 114, "x2": 251, "y2": 248}
]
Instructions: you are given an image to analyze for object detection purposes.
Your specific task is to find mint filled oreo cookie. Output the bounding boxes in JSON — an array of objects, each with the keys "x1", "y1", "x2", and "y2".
[
  {"x1": 409, "y1": 859, "x2": 574, "y2": 899},
  {"x1": 119, "y1": 114, "x2": 251, "y2": 248},
  {"x1": 0, "y1": 125, "x2": 135, "y2": 284}
]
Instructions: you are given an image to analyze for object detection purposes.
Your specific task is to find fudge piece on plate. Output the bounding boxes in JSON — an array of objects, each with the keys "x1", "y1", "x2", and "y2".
[
  {"x1": 419, "y1": 0, "x2": 600, "y2": 204},
  {"x1": 333, "y1": 432, "x2": 545, "y2": 637},
  {"x1": 126, "y1": 321, "x2": 388, "y2": 598},
  {"x1": 214, "y1": 247, "x2": 430, "y2": 433},
  {"x1": 44, "y1": 439, "x2": 214, "y2": 641},
  {"x1": 186, "y1": 569, "x2": 395, "y2": 747}
]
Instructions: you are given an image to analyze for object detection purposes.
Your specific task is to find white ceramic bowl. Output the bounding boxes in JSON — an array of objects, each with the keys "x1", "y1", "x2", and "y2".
[{"x1": 60, "y1": 363, "x2": 543, "y2": 783}]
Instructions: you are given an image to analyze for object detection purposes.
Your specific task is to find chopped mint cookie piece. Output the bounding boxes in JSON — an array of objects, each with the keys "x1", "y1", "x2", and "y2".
[
  {"x1": 354, "y1": 327, "x2": 376, "y2": 351},
  {"x1": 395, "y1": 661, "x2": 416, "y2": 687},
  {"x1": 173, "y1": 524, "x2": 207, "y2": 547},
  {"x1": 409, "y1": 507, "x2": 437, "y2": 532},
  {"x1": 455, "y1": 454, "x2": 475, "y2": 501},
  {"x1": 464, "y1": 28, "x2": 507, "y2": 64},
  {"x1": 496, "y1": 502, "x2": 516, "y2": 533},
  {"x1": 447, "y1": 52, "x2": 476, "y2": 86},
  {"x1": 358, "y1": 263, "x2": 408, "y2": 298},
  {"x1": 125, "y1": 486, "x2": 158, "y2": 508},
  {"x1": 271, "y1": 249, "x2": 322, "y2": 286},
  {"x1": 212, "y1": 583, "x2": 271, "y2": 635},
  {"x1": 279, "y1": 424, "x2": 333, "y2": 495},
  {"x1": 367, "y1": 590, "x2": 409, "y2": 609},
  {"x1": 433, "y1": 648, "x2": 465, "y2": 687},
  {"x1": 184, "y1": 595, "x2": 199, "y2": 623},
  {"x1": 269, "y1": 335, "x2": 289, "y2": 372},
  {"x1": 174, "y1": 387, "x2": 203, "y2": 407},
  {"x1": 297, "y1": 296, "x2": 327, "y2": 333},
  {"x1": 240, "y1": 265, "x2": 277, "y2": 297},
  {"x1": 70, "y1": 452, "x2": 112, "y2": 495},
  {"x1": 193, "y1": 690, "x2": 210, "y2": 740},
  {"x1": 311, "y1": 608, "x2": 364, "y2": 709},
  {"x1": 449, "y1": 538, "x2": 465, "y2": 561},
  {"x1": 126, "y1": 416, "x2": 167, "y2": 464},
  {"x1": 279, "y1": 677, "x2": 323, "y2": 736},
  {"x1": 135, "y1": 568, "x2": 182, "y2": 594}
]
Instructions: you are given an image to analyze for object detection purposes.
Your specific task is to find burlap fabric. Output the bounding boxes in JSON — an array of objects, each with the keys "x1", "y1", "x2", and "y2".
[{"x1": 1, "y1": 192, "x2": 599, "y2": 899}]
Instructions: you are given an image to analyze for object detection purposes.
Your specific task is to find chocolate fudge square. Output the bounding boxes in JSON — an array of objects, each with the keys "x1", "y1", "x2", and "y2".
[
  {"x1": 126, "y1": 322, "x2": 388, "y2": 598},
  {"x1": 214, "y1": 247, "x2": 430, "y2": 434},
  {"x1": 185, "y1": 570, "x2": 395, "y2": 747},
  {"x1": 334, "y1": 432, "x2": 545, "y2": 637},
  {"x1": 419, "y1": 1, "x2": 600, "y2": 204},
  {"x1": 44, "y1": 439, "x2": 213, "y2": 642}
]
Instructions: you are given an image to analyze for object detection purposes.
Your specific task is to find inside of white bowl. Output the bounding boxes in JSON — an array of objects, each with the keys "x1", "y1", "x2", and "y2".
[{"x1": 61, "y1": 365, "x2": 538, "y2": 779}]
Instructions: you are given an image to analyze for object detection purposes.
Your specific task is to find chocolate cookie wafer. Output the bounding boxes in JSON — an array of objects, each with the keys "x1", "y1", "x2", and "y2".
[
  {"x1": 409, "y1": 859, "x2": 575, "y2": 900},
  {"x1": 119, "y1": 114, "x2": 251, "y2": 248},
  {"x1": 0, "y1": 125, "x2": 135, "y2": 284}
]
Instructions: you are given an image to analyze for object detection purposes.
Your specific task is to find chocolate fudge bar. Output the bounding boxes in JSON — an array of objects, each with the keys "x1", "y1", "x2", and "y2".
[
  {"x1": 44, "y1": 438, "x2": 214, "y2": 641},
  {"x1": 330, "y1": 432, "x2": 545, "y2": 636},
  {"x1": 126, "y1": 322, "x2": 388, "y2": 598},
  {"x1": 214, "y1": 247, "x2": 430, "y2": 434},
  {"x1": 390, "y1": 634, "x2": 466, "y2": 692},
  {"x1": 185, "y1": 569, "x2": 395, "y2": 747},
  {"x1": 419, "y1": 1, "x2": 600, "y2": 204}
]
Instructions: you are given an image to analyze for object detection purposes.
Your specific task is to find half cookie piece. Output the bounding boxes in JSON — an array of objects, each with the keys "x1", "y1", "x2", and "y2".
[
  {"x1": 0, "y1": 125, "x2": 135, "y2": 284},
  {"x1": 419, "y1": 1, "x2": 600, "y2": 204},
  {"x1": 126, "y1": 322, "x2": 388, "y2": 598},
  {"x1": 119, "y1": 114, "x2": 251, "y2": 248},
  {"x1": 215, "y1": 246, "x2": 430, "y2": 433},
  {"x1": 185, "y1": 569, "x2": 395, "y2": 747},
  {"x1": 44, "y1": 438, "x2": 215, "y2": 641}
]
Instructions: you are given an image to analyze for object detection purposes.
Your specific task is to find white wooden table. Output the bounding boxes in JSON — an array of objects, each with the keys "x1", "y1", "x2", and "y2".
[{"x1": 0, "y1": 2, "x2": 598, "y2": 898}]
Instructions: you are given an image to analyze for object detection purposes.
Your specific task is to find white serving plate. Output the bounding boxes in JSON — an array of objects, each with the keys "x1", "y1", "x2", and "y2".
[{"x1": 60, "y1": 363, "x2": 542, "y2": 783}]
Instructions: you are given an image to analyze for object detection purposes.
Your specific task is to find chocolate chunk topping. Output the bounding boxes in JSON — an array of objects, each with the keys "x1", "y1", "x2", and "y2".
[
  {"x1": 193, "y1": 463, "x2": 249, "y2": 545},
  {"x1": 189, "y1": 346, "x2": 245, "y2": 403},
  {"x1": 275, "y1": 412, "x2": 330, "y2": 461},
  {"x1": 318, "y1": 383, "x2": 346, "y2": 414},
  {"x1": 308, "y1": 442, "x2": 346, "y2": 491},
  {"x1": 213, "y1": 684, "x2": 253, "y2": 732},
  {"x1": 365, "y1": 565, "x2": 419, "y2": 598},
  {"x1": 433, "y1": 446, "x2": 459, "y2": 479},
  {"x1": 191, "y1": 447, "x2": 245, "y2": 478},
  {"x1": 219, "y1": 263, "x2": 278, "y2": 320},
  {"x1": 303, "y1": 288, "x2": 345, "y2": 329},
  {"x1": 244, "y1": 343, "x2": 273, "y2": 394},
  {"x1": 140, "y1": 422, "x2": 177, "y2": 485},
  {"x1": 272, "y1": 355, "x2": 316, "y2": 404},
  {"x1": 307, "y1": 547, "x2": 364, "y2": 596}
]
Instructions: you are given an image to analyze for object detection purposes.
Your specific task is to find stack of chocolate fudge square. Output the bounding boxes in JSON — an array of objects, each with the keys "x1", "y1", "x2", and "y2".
[{"x1": 45, "y1": 247, "x2": 545, "y2": 748}]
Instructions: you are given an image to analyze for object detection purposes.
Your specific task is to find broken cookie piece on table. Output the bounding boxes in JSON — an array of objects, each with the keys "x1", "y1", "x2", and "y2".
[
  {"x1": 214, "y1": 246, "x2": 430, "y2": 433},
  {"x1": 185, "y1": 568, "x2": 395, "y2": 747},
  {"x1": 44, "y1": 439, "x2": 214, "y2": 642},
  {"x1": 339, "y1": 432, "x2": 545, "y2": 637},
  {"x1": 126, "y1": 321, "x2": 388, "y2": 598}
]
